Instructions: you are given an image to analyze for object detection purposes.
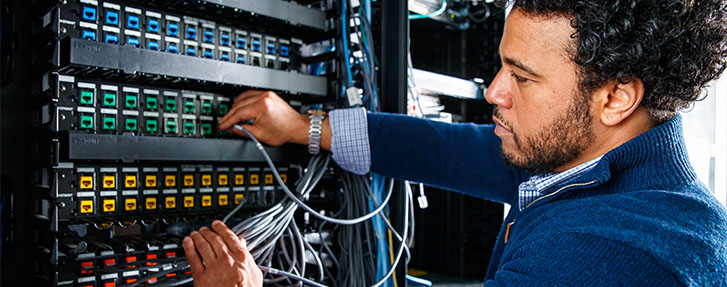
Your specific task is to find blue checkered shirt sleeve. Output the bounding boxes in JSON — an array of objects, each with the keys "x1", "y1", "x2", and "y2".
[{"x1": 329, "y1": 107, "x2": 371, "y2": 175}]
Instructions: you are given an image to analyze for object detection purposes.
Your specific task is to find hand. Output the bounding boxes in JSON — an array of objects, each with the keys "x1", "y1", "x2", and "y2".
[
  {"x1": 218, "y1": 90, "x2": 309, "y2": 146},
  {"x1": 183, "y1": 220, "x2": 263, "y2": 287}
]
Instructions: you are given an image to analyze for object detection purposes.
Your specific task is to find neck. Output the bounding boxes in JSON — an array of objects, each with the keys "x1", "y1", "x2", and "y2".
[{"x1": 552, "y1": 107, "x2": 655, "y2": 173}]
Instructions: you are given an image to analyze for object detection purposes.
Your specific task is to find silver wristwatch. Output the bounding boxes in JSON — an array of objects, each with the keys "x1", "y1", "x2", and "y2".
[{"x1": 308, "y1": 110, "x2": 326, "y2": 155}]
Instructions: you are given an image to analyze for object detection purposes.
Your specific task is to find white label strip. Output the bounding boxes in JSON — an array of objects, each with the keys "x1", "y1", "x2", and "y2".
[
  {"x1": 100, "y1": 191, "x2": 117, "y2": 196},
  {"x1": 182, "y1": 189, "x2": 195, "y2": 194},
  {"x1": 181, "y1": 114, "x2": 195, "y2": 120},
  {"x1": 122, "y1": 167, "x2": 138, "y2": 172},
  {"x1": 217, "y1": 187, "x2": 230, "y2": 192},
  {"x1": 183, "y1": 40, "x2": 198, "y2": 46},
  {"x1": 58, "y1": 75, "x2": 75, "y2": 83},
  {"x1": 163, "y1": 91, "x2": 179, "y2": 97},
  {"x1": 200, "y1": 188, "x2": 213, "y2": 193},
  {"x1": 122, "y1": 86, "x2": 139, "y2": 93},
  {"x1": 163, "y1": 113, "x2": 178, "y2": 118},
  {"x1": 162, "y1": 167, "x2": 177, "y2": 172},
  {"x1": 77, "y1": 82, "x2": 95, "y2": 89},
  {"x1": 122, "y1": 190, "x2": 139, "y2": 196},
  {"x1": 143, "y1": 167, "x2": 158, "y2": 172},
  {"x1": 125, "y1": 7, "x2": 142, "y2": 14},
  {"x1": 146, "y1": 33, "x2": 161, "y2": 40},
  {"x1": 76, "y1": 106, "x2": 95, "y2": 113},
  {"x1": 100, "y1": 108, "x2": 117, "y2": 115},
  {"x1": 166, "y1": 15, "x2": 180, "y2": 22},
  {"x1": 122, "y1": 110, "x2": 139, "y2": 116},
  {"x1": 102, "y1": 2, "x2": 120, "y2": 9},
  {"x1": 102, "y1": 26, "x2": 120, "y2": 33},
  {"x1": 99, "y1": 167, "x2": 117, "y2": 172},
  {"x1": 165, "y1": 37, "x2": 180, "y2": 43},
  {"x1": 143, "y1": 111, "x2": 159, "y2": 117},
  {"x1": 163, "y1": 189, "x2": 178, "y2": 194},
  {"x1": 77, "y1": 167, "x2": 95, "y2": 172},
  {"x1": 144, "y1": 89, "x2": 159, "y2": 95},
  {"x1": 100, "y1": 84, "x2": 118, "y2": 91},
  {"x1": 78, "y1": 22, "x2": 98, "y2": 29},
  {"x1": 143, "y1": 190, "x2": 159, "y2": 195},
  {"x1": 76, "y1": 192, "x2": 95, "y2": 197},
  {"x1": 145, "y1": 11, "x2": 162, "y2": 18},
  {"x1": 125, "y1": 30, "x2": 141, "y2": 37}
]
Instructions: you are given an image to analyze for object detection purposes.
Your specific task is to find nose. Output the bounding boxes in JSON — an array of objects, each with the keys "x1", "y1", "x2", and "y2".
[{"x1": 485, "y1": 68, "x2": 513, "y2": 109}]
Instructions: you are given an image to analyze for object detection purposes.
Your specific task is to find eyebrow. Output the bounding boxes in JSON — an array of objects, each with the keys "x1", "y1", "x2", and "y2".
[{"x1": 503, "y1": 56, "x2": 542, "y2": 78}]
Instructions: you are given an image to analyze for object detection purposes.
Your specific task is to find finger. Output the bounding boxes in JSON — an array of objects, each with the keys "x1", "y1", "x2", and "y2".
[
  {"x1": 190, "y1": 230, "x2": 217, "y2": 263},
  {"x1": 182, "y1": 236, "x2": 205, "y2": 275},
  {"x1": 212, "y1": 220, "x2": 246, "y2": 261},
  {"x1": 218, "y1": 108, "x2": 259, "y2": 131},
  {"x1": 199, "y1": 226, "x2": 230, "y2": 258},
  {"x1": 219, "y1": 94, "x2": 264, "y2": 126},
  {"x1": 226, "y1": 124, "x2": 257, "y2": 139},
  {"x1": 234, "y1": 90, "x2": 267, "y2": 105}
]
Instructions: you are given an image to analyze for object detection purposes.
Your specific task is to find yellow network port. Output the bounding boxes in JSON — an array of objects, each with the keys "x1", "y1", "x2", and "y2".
[
  {"x1": 103, "y1": 199, "x2": 116, "y2": 212},
  {"x1": 201, "y1": 174, "x2": 212, "y2": 186},
  {"x1": 184, "y1": 196, "x2": 194, "y2": 208},
  {"x1": 80, "y1": 175, "x2": 94, "y2": 189},
  {"x1": 218, "y1": 174, "x2": 228, "y2": 186},
  {"x1": 125, "y1": 198, "x2": 137, "y2": 211},
  {"x1": 202, "y1": 195, "x2": 212, "y2": 207},
  {"x1": 165, "y1": 175, "x2": 176, "y2": 187},
  {"x1": 234, "y1": 194, "x2": 244, "y2": 205},
  {"x1": 145, "y1": 197, "x2": 157, "y2": 210},
  {"x1": 145, "y1": 175, "x2": 157, "y2": 187},
  {"x1": 280, "y1": 174, "x2": 287, "y2": 183},
  {"x1": 103, "y1": 175, "x2": 116, "y2": 189},
  {"x1": 250, "y1": 174, "x2": 259, "y2": 185},
  {"x1": 165, "y1": 196, "x2": 176, "y2": 209},
  {"x1": 79, "y1": 200, "x2": 94, "y2": 214},
  {"x1": 125, "y1": 175, "x2": 137, "y2": 188},
  {"x1": 234, "y1": 174, "x2": 244, "y2": 186},
  {"x1": 218, "y1": 194, "x2": 228, "y2": 206},
  {"x1": 184, "y1": 174, "x2": 194, "y2": 187},
  {"x1": 264, "y1": 174, "x2": 273, "y2": 185}
]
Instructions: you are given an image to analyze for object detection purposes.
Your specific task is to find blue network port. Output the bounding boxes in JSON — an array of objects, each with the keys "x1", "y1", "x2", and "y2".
[
  {"x1": 168, "y1": 44, "x2": 178, "y2": 54},
  {"x1": 236, "y1": 37, "x2": 246, "y2": 49},
  {"x1": 82, "y1": 30, "x2": 96, "y2": 41},
  {"x1": 280, "y1": 45, "x2": 289, "y2": 57},
  {"x1": 236, "y1": 55, "x2": 245, "y2": 64},
  {"x1": 127, "y1": 14, "x2": 140, "y2": 29},
  {"x1": 252, "y1": 39, "x2": 261, "y2": 52},
  {"x1": 81, "y1": 6, "x2": 96, "y2": 22},
  {"x1": 220, "y1": 52, "x2": 230, "y2": 62},
  {"x1": 186, "y1": 47, "x2": 196, "y2": 56},
  {"x1": 167, "y1": 22, "x2": 179, "y2": 36},
  {"x1": 127, "y1": 36, "x2": 140, "y2": 46},
  {"x1": 203, "y1": 49, "x2": 213, "y2": 59},
  {"x1": 105, "y1": 10, "x2": 119, "y2": 26},
  {"x1": 148, "y1": 41, "x2": 159, "y2": 51},
  {"x1": 266, "y1": 42, "x2": 275, "y2": 54},
  {"x1": 220, "y1": 32, "x2": 230, "y2": 46},
  {"x1": 148, "y1": 18, "x2": 160, "y2": 33},
  {"x1": 203, "y1": 29, "x2": 214, "y2": 43},
  {"x1": 105, "y1": 33, "x2": 118, "y2": 44},
  {"x1": 186, "y1": 26, "x2": 196, "y2": 40}
]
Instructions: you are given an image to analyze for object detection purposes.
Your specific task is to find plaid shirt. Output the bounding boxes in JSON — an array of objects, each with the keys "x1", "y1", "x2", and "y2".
[{"x1": 329, "y1": 107, "x2": 603, "y2": 209}]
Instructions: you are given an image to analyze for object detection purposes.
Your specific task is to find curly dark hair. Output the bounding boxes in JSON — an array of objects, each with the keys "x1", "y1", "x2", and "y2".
[{"x1": 495, "y1": 0, "x2": 727, "y2": 122}]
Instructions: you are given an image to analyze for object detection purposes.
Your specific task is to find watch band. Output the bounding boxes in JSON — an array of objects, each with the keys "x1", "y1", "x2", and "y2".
[{"x1": 308, "y1": 110, "x2": 326, "y2": 155}]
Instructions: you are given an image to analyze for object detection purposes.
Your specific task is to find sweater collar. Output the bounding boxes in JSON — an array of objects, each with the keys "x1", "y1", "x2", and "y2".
[
  {"x1": 593, "y1": 115, "x2": 697, "y2": 187},
  {"x1": 535, "y1": 115, "x2": 697, "y2": 204}
]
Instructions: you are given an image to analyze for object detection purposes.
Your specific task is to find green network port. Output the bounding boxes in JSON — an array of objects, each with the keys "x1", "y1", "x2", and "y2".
[
  {"x1": 184, "y1": 121, "x2": 195, "y2": 134},
  {"x1": 184, "y1": 100, "x2": 195, "y2": 113},
  {"x1": 146, "y1": 96, "x2": 158, "y2": 110},
  {"x1": 125, "y1": 118, "x2": 137, "y2": 131},
  {"x1": 201, "y1": 123, "x2": 212, "y2": 135},
  {"x1": 80, "y1": 90, "x2": 94, "y2": 105},
  {"x1": 125, "y1": 94, "x2": 138, "y2": 109},
  {"x1": 103, "y1": 92, "x2": 116, "y2": 107},
  {"x1": 102, "y1": 116, "x2": 116, "y2": 131},
  {"x1": 166, "y1": 119, "x2": 177, "y2": 133},
  {"x1": 201, "y1": 102, "x2": 212, "y2": 115},
  {"x1": 146, "y1": 119, "x2": 158, "y2": 132},
  {"x1": 80, "y1": 114, "x2": 94, "y2": 129},
  {"x1": 219, "y1": 103, "x2": 229, "y2": 115},
  {"x1": 165, "y1": 98, "x2": 177, "y2": 112}
]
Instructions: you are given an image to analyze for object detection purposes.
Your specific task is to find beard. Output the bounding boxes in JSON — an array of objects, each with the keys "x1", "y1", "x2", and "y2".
[{"x1": 494, "y1": 91, "x2": 594, "y2": 175}]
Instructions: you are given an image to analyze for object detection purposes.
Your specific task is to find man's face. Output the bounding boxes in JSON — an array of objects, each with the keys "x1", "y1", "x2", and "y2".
[{"x1": 485, "y1": 8, "x2": 595, "y2": 174}]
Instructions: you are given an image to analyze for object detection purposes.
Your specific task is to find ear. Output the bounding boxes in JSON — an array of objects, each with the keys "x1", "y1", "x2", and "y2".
[{"x1": 593, "y1": 78, "x2": 645, "y2": 126}]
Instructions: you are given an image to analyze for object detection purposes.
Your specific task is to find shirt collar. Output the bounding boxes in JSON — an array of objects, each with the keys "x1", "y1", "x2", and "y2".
[{"x1": 518, "y1": 155, "x2": 603, "y2": 211}]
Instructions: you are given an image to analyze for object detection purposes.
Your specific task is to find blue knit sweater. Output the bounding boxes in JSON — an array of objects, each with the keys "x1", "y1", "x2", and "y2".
[{"x1": 366, "y1": 113, "x2": 727, "y2": 286}]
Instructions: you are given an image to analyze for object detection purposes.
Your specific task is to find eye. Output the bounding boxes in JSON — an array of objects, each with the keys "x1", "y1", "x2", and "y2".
[{"x1": 510, "y1": 71, "x2": 529, "y2": 83}]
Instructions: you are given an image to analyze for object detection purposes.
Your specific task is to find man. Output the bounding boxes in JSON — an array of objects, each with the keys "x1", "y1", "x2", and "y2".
[{"x1": 183, "y1": 0, "x2": 727, "y2": 286}]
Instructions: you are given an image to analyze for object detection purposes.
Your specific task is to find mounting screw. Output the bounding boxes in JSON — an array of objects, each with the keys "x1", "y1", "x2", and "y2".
[
  {"x1": 60, "y1": 114, "x2": 66, "y2": 121},
  {"x1": 60, "y1": 86, "x2": 66, "y2": 92},
  {"x1": 57, "y1": 202, "x2": 66, "y2": 208},
  {"x1": 60, "y1": 27, "x2": 67, "y2": 34}
]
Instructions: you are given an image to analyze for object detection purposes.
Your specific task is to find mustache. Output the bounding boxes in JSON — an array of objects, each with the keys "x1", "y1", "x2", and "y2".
[{"x1": 493, "y1": 107, "x2": 512, "y2": 131}]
